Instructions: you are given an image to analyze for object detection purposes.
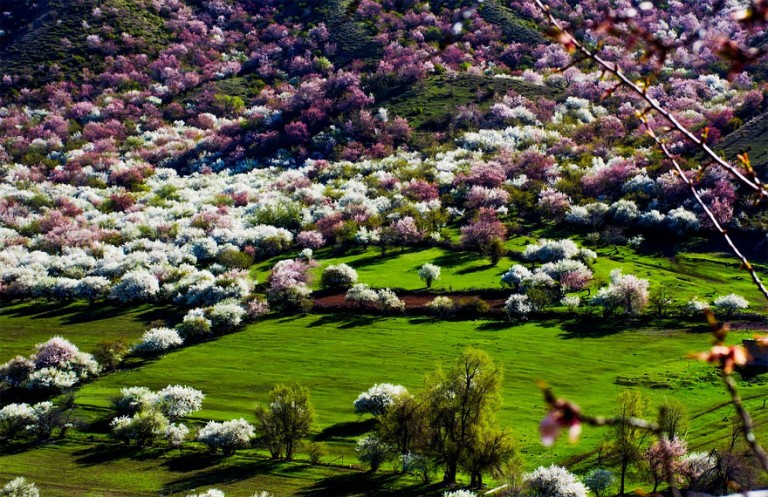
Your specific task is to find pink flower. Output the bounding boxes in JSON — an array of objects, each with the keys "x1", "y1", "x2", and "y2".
[
  {"x1": 540, "y1": 398, "x2": 582, "y2": 447},
  {"x1": 690, "y1": 344, "x2": 748, "y2": 374}
]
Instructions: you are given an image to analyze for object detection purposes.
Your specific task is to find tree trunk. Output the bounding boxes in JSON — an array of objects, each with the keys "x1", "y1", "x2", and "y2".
[
  {"x1": 443, "y1": 463, "x2": 457, "y2": 485},
  {"x1": 620, "y1": 456, "x2": 627, "y2": 495}
]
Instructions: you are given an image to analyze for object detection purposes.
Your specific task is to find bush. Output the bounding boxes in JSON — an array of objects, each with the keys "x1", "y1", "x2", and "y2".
[
  {"x1": 177, "y1": 309, "x2": 213, "y2": 339},
  {"x1": 320, "y1": 264, "x2": 358, "y2": 290},
  {"x1": 377, "y1": 288, "x2": 405, "y2": 313},
  {"x1": 156, "y1": 385, "x2": 205, "y2": 421},
  {"x1": 353, "y1": 384, "x2": 408, "y2": 416},
  {"x1": 455, "y1": 297, "x2": 490, "y2": 317},
  {"x1": 584, "y1": 469, "x2": 613, "y2": 497},
  {"x1": 713, "y1": 293, "x2": 749, "y2": 319},
  {"x1": 111, "y1": 408, "x2": 169, "y2": 447},
  {"x1": 133, "y1": 328, "x2": 184, "y2": 356},
  {"x1": 685, "y1": 297, "x2": 710, "y2": 316},
  {"x1": 523, "y1": 239, "x2": 579, "y2": 262},
  {"x1": 92, "y1": 339, "x2": 130, "y2": 372},
  {"x1": 356, "y1": 434, "x2": 392, "y2": 472},
  {"x1": 591, "y1": 269, "x2": 649, "y2": 317},
  {"x1": 0, "y1": 477, "x2": 39, "y2": 497},
  {"x1": 197, "y1": 418, "x2": 255, "y2": 455},
  {"x1": 109, "y1": 270, "x2": 160, "y2": 303},
  {"x1": 346, "y1": 283, "x2": 380, "y2": 308},
  {"x1": 426, "y1": 296, "x2": 455, "y2": 317},
  {"x1": 523, "y1": 465, "x2": 588, "y2": 497},
  {"x1": 505, "y1": 294, "x2": 533, "y2": 318},
  {"x1": 306, "y1": 442, "x2": 327, "y2": 465},
  {"x1": 208, "y1": 301, "x2": 247, "y2": 332}
]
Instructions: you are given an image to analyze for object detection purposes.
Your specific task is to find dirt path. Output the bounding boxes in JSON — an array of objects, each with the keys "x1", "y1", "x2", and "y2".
[{"x1": 312, "y1": 290, "x2": 510, "y2": 311}]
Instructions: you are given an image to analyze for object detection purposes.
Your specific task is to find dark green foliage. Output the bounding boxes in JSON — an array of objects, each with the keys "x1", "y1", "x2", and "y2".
[{"x1": 255, "y1": 383, "x2": 315, "y2": 461}]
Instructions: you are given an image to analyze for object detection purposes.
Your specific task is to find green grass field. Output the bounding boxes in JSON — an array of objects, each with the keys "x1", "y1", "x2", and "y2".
[{"x1": 3, "y1": 306, "x2": 768, "y2": 496}]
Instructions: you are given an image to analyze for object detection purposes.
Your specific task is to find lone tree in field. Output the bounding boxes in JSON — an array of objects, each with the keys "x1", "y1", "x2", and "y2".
[
  {"x1": 255, "y1": 383, "x2": 314, "y2": 461},
  {"x1": 418, "y1": 263, "x2": 441, "y2": 289}
]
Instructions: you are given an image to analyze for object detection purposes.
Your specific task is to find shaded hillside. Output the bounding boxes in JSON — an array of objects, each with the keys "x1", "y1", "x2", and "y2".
[{"x1": 719, "y1": 111, "x2": 768, "y2": 175}]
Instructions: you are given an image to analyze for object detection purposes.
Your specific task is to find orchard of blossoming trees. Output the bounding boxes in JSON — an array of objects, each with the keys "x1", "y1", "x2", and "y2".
[{"x1": 2, "y1": 0, "x2": 768, "y2": 495}]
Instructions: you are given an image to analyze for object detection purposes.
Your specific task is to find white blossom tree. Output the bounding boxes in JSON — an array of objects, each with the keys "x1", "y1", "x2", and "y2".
[
  {"x1": 418, "y1": 263, "x2": 441, "y2": 289},
  {"x1": 353, "y1": 384, "x2": 408, "y2": 416}
]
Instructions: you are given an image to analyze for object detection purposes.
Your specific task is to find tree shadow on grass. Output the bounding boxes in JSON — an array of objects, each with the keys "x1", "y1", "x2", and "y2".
[
  {"x1": 1, "y1": 301, "x2": 84, "y2": 320},
  {"x1": 161, "y1": 451, "x2": 228, "y2": 472},
  {"x1": 314, "y1": 419, "x2": 377, "y2": 442},
  {"x1": 431, "y1": 251, "x2": 481, "y2": 268},
  {"x1": 298, "y1": 471, "x2": 403, "y2": 497},
  {"x1": 73, "y1": 443, "x2": 147, "y2": 466},
  {"x1": 475, "y1": 321, "x2": 515, "y2": 332},
  {"x1": 558, "y1": 317, "x2": 634, "y2": 339},
  {"x1": 306, "y1": 314, "x2": 383, "y2": 329},
  {"x1": 345, "y1": 247, "x2": 421, "y2": 269},
  {"x1": 164, "y1": 459, "x2": 279, "y2": 494},
  {"x1": 454, "y1": 263, "x2": 497, "y2": 275}
]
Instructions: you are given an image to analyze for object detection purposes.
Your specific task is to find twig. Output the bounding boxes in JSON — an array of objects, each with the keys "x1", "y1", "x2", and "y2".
[{"x1": 723, "y1": 372, "x2": 768, "y2": 472}]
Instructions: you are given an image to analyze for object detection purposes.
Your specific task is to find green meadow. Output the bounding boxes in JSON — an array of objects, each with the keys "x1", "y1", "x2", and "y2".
[{"x1": 3, "y1": 244, "x2": 768, "y2": 496}]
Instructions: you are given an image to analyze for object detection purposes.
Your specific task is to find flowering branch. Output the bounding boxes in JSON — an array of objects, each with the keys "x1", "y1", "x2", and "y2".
[{"x1": 540, "y1": 385, "x2": 682, "y2": 497}]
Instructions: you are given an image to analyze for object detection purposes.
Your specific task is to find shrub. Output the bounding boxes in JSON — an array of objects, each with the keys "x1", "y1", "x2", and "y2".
[
  {"x1": 591, "y1": 269, "x2": 649, "y2": 317},
  {"x1": 185, "y1": 489, "x2": 225, "y2": 497},
  {"x1": 523, "y1": 239, "x2": 579, "y2": 262},
  {"x1": 109, "y1": 270, "x2": 160, "y2": 303},
  {"x1": 356, "y1": 434, "x2": 392, "y2": 472},
  {"x1": 246, "y1": 298, "x2": 270, "y2": 319},
  {"x1": 133, "y1": 328, "x2": 184, "y2": 356},
  {"x1": 156, "y1": 385, "x2": 205, "y2": 421},
  {"x1": 111, "y1": 408, "x2": 169, "y2": 447},
  {"x1": 584, "y1": 469, "x2": 613, "y2": 497},
  {"x1": 177, "y1": 309, "x2": 213, "y2": 339},
  {"x1": 426, "y1": 296, "x2": 456, "y2": 317},
  {"x1": 255, "y1": 383, "x2": 314, "y2": 461},
  {"x1": 685, "y1": 297, "x2": 710, "y2": 316},
  {"x1": 713, "y1": 293, "x2": 749, "y2": 319},
  {"x1": 561, "y1": 295, "x2": 580, "y2": 311},
  {"x1": 455, "y1": 297, "x2": 490, "y2": 317},
  {"x1": 0, "y1": 477, "x2": 39, "y2": 497},
  {"x1": 197, "y1": 418, "x2": 255, "y2": 455},
  {"x1": 208, "y1": 301, "x2": 247, "y2": 332},
  {"x1": 165, "y1": 423, "x2": 190, "y2": 449},
  {"x1": 505, "y1": 294, "x2": 533, "y2": 318},
  {"x1": 92, "y1": 339, "x2": 130, "y2": 372},
  {"x1": 306, "y1": 442, "x2": 327, "y2": 465},
  {"x1": 320, "y1": 264, "x2": 358, "y2": 290},
  {"x1": 113, "y1": 386, "x2": 159, "y2": 415},
  {"x1": 418, "y1": 263, "x2": 441, "y2": 288},
  {"x1": 377, "y1": 288, "x2": 405, "y2": 313},
  {"x1": 443, "y1": 491, "x2": 476, "y2": 497},
  {"x1": 0, "y1": 403, "x2": 37, "y2": 441},
  {"x1": 346, "y1": 284, "x2": 379, "y2": 308},
  {"x1": 523, "y1": 465, "x2": 588, "y2": 497},
  {"x1": 501, "y1": 265, "x2": 533, "y2": 290},
  {"x1": 353, "y1": 384, "x2": 408, "y2": 416}
]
